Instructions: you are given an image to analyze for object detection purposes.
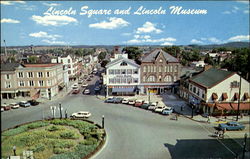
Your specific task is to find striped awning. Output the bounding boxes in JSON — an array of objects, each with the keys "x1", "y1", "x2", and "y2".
[
  {"x1": 222, "y1": 93, "x2": 228, "y2": 100},
  {"x1": 112, "y1": 87, "x2": 135, "y2": 93},
  {"x1": 212, "y1": 93, "x2": 218, "y2": 100}
]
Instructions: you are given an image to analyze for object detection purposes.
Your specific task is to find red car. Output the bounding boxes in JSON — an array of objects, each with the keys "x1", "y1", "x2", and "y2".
[
  {"x1": 72, "y1": 89, "x2": 80, "y2": 94},
  {"x1": 134, "y1": 100, "x2": 144, "y2": 107},
  {"x1": 1, "y1": 104, "x2": 11, "y2": 111}
]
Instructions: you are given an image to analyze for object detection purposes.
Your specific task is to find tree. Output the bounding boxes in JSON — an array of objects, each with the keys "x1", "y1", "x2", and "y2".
[
  {"x1": 98, "y1": 52, "x2": 107, "y2": 62},
  {"x1": 162, "y1": 46, "x2": 180, "y2": 57},
  {"x1": 101, "y1": 60, "x2": 109, "y2": 67},
  {"x1": 204, "y1": 54, "x2": 214, "y2": 65},
  {"x1": 122, "y1": 47, "x2": 142, "y2": 64},
  {"x1": 28, "y1": 56, "x2": 39, "y2": 63}
]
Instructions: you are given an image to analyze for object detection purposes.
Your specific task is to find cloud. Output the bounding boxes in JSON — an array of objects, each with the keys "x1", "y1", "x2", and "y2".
[
  {"x1": 42, "y1": 2, "x2": 61, "y2": 7},
  {"x1": 29, "y1": 31, "x2": 61, "y2": 40},
  {"x1": 236, "y1": 1, "x2": 249, "y2": 4},
  {"x1": 208, "y1": 37, "x2": 222, "y2": 43},
  {"x1": 42, "y1": 39, "x2": 66, "y2": 45},
  {"x1": 0, "y1": 1, "x2": 25, "y2": 5},
  {"x1": 31, "y1": 15, "x2": 78, "y2": 26},
  {"x1": 126, "y1": 36, "x2": 176, "y2": 44},
  {"x1": 228, "y1": 35, "x2": 250, "y2": 42},
  {"x1": 222, "y1": 11, "x2": 231, "y2": 14},
  {"x1": 89, "y1": 17, "x2": 129, "y2": 29},
  {"x1": 190, "y1": 39, "x2": 203, "y2": 44},
  {"x1": 1, "y1": 18, "x2": 20, "y2": 23},
  {"x1": 136, "y1": 22, "x2": 162, "y2": 34},
  {"x1": 244, "y1": 10, "x2": 249, "y2": 14},
  {"x1": 161, "y1": 42, "x2": 174, "y2": 46},
  {"x1": 121, "y1": 33, "x2": 131, "y2": 36}
]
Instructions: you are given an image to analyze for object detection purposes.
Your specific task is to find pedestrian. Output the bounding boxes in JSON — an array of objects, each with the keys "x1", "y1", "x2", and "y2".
[{"x1": 207, "y1": 116, "x2": 210, "y2": 123}]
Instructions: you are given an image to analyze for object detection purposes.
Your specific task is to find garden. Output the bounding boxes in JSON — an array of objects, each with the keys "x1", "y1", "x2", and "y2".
[{"x1": 1, "y1": 119, "x2": 105, "y2": 159}]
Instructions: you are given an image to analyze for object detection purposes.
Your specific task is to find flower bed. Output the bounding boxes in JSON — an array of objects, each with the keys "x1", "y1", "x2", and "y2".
[{"x1": 1, "y1": 119, "x2": 105, "y2": 159}]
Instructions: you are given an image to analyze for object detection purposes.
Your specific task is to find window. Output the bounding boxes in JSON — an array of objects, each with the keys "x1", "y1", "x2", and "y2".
[
  {"x1": 6, "y1": 74, "x2": 10, "y2": 80},
  {"x1": 114, "y1": 69, "x2": 120, "y2": 74},
  {"x1": 147, "y1": 75, "x2": 155, "y2": 82},
  {"x1": 47, "y1": 72, "x2": 50, "y2": 77},
  {"x1": 151, "y1": 66, "x2": 153, "y2": 72},
  {"x1": 143, "y1": 66, "x2": 147, "y2": 72},
  {"x1": 29, "y1": 81, "x2": 34, "y2": 86},
  {"x1": 47, "y1": 80, "x2": 51, "y2": 86},
  {"x1": 197, "y1": 89, "x2": 200, "y2": 96},
  {"x1": 159, "y1": 75, "x2": 162, "y2": 82},
  {"x1": 121, "y1": 69, "x2": 126, "y2": 74},
  {"x1": 190, "y1": 85, "x2": 192, "y2": 91},
  {"x1": 143, "y1": 76, "x2": 146, "y2": 82},
  {"x1": 28, "y1": 72, "x2": 33, "y2": 78},
  {"x1": 133, "y1": 69, "x2": 138, "y2": 74},
  {"x1": 120, "y1": 61, "x2": 127, "y2": 66},
  {"x1": 202, "y1": 93, "x2": 205, "y2": 98},
  {"x1": 167, "y1": 66, "x2": 170, "y2": 72},
  {"x1": 170, "y1": 66, "x2": 173, "y2": 72},
  {"x1": 122, "y1": 78, "x2": 127, "y2": 83},
  {"x1": 164, "y1": 75, "x2": 172, "y2": 82},
  {"x1": 5, "y1": 82, "x2": 11, "y2": 88},
  {"x1": 68, "y1": 59, "x2": 70, "y2": 63},
  {"x1": 159, "y1": 66, "x2": 162, "y2": 72},
  {"x1": 173, "y1": 75, "x2": 177, "y2": 81},
  {"x1": 39, "y1": 80, "x2": 44, "y2": 86},
  {"x1": 164, "y1": 66, "x2": 167, "y2": 72},
  {"x1": 68, "y1": 70, "x2": 71, "y2": 74},
  {"x1": 115, "y1": 78, "x2": 121, "y2": 83},
  {"x1": 109, "y1": 69, "x2": 114, "y2": 75},
  {"x1": 230, "y1": 81, "x2": 240, "y2": 88},
  {"x1": 127, "y1": 78, "x2": 132, "y2": 83},
  {"x1": 193, "y1": 87, "x2": 196, "y2": 93},
  {"x1": 154, "y1": 66, "x2": 156, "y2": 72},
  {"x1": 18, "y1": 72, "x2": 23, "y2": 78},
  {"x1": 127, "y1": 69, "x2": 132, "y2": 74},
  {"x1": 19, "y1": 81, "x2": 25, "y2": 87},
  {"x1": 174, "y1": 65, "x2": 178, "y2": 72},
  {"x1": 134, "y1": 78, "x2": 138, "y2": 83},
  {"x1": 109, "y1": 78, "x2": 114, "y2": 84},
  {"x1": 38, "y1": 72, "x2": 43, "y2": 78},
  {"x1": 159, "y1": 59, "x2": 163, "y2": 63}
]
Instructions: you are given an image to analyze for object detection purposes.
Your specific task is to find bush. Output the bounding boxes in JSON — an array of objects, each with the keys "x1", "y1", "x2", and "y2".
[
  {"x1": 29, "y1": 144, "x2": 45, "y2": 152},
  {"x1": 53, "y1": 147, "x2": 67, "y2": 154},
  {"x1": 83, "y1": 137, "x2": 98, "y2": 145},
  {"x1": 27, "y1": 121, "x2": 49, "y2": 129},
  {"x1": 54, "y1": 140, "x2": 75, "y2": 149},
  {"x1": 60, "y1": 131, "x2": 77, "y2": 139},
  {"x1": 47, "y1": 126, "x2": 60, "y2": 132}
]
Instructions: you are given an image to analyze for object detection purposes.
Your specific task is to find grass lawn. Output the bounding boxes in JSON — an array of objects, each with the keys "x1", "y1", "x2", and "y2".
[{"x1": 1, "y1": 119, "x2": 104, "y2": 159}]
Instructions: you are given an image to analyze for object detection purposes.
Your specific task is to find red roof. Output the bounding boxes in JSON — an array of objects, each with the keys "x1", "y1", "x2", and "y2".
[{"x1": 24, "y1": 63, "x2": 60, "y2": 68}]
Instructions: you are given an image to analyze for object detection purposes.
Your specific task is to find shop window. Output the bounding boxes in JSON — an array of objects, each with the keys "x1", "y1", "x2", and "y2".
[{"x1": 133, "y1": 69, "x2": 138, "y2": 74}]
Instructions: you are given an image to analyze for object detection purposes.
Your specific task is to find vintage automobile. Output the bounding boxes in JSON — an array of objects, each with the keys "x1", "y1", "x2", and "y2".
[
  {"x1": 72, "y1": 89, "x2": 80, "y2": 94},
  {"x1": 105, "y1": 97, "x2": 116, "y2": 103},
  {"x1": 10, "y1": 103, "x2": 20, "y2": 109},
  {"x1": 154, "y1": 105, "x2": 167, "y2": 113},
  {"x1": 162, "y1": 107, "x2": 174, "y2": 115},
  {"x1": 19, "y1": 101, "x2": 31, "y2": 107},
  {"x1": 1, "y1": 103, "x2": 11, "y2": 111},
  {"x1": 72, "y1": 83, "x2": 78, "y2": 89},
  {"x1": 218, "y1": 121, "x2": 245, "y2": 131},
  {"x1": 28, "y1": 100, "x2": 40, "y2": 106},
  {"x1": 134, "y1": 100, "x2": 144, "y2": 107},
  {"x1": 71, "y1": 111, "x2": 91, "y2": 118},
  {"x1": 114, "y1": 97, "x2": 124, "y2": 104},
  {"x1": 141, "y1": 101, "x2": 151, "y2": 109},
  {"x1": 122, "y1": 99, "x2": 129, "y2": 104},
  {"x1": 148, "y1": 102, "x2": 158, "y2": 110},
  {"x1": 128, "y1": 99, "x2": 136, "y2": 105},
  {"x1": 83, "y1": 89, "x2": 91, "y2": 95}
]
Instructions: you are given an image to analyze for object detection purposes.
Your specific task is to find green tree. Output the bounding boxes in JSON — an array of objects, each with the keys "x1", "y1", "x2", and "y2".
[
  {"x1": 162, "y1": 46, "x2": 180, "y2": 57},
  {"x1": 122, "y1": 47, "x2": 142, "y2": 64},
  {"x1": 98, "y1": 52, "x2": 107, "y2": 62},
  {"x1": 204, "y1": 54, "x2": 214, "y2": 65},
  {"x1": 28, "y1": 56, "x2": 38, "y2": 63},
  {"x1": 101, "y1": 60, "x2": 109, "y2": 67}
]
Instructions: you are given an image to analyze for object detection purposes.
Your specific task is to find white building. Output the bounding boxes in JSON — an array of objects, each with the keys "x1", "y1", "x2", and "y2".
[
  {"x1": 105, "y1": 54, "x2": 140, "y2": 96},
  {"x1": 190, "y1": 61, "x2": 206, "y2": 68},
  {"x1": 188, "y1": 68, "x2": 250, "y2": 115}
]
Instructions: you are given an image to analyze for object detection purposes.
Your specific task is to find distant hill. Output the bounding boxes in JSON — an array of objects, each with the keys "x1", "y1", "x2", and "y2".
[{"x1": 187, "y1": 42, "x2": 249, "y2": 50}]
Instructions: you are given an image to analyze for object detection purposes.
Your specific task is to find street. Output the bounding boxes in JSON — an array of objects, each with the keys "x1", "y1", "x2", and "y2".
[{"x1": 1, "y1": 72, "x2": 248, "y2": 159}]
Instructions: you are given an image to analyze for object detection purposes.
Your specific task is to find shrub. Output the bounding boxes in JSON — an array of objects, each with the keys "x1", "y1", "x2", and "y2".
[
  {"x1": 60, "y1": 131, "x2": 76, "y2": 139},
  {"x1": 54, "y1": 140, "x2": 75, "y2": 149},
  {"x1": 83, "y1": 137, "x2": 98, "y2": 145},
  {"x1": 27, "y1": 121, "x2": 49, "y2": 129},
  {"x1": 53, "y1": 147, "x2": 67, "y2": 154},
  {"x1": 47, "y1": 126, "x2": 60, "y2": 132},
  {"x1": 29, "y1": 144, "x2": 45, "y2": 152}
]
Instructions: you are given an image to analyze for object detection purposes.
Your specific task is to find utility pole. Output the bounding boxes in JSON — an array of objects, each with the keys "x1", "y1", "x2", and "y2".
[
  {"x1": 236, "y1": 72, "x2": 242, "y2": 121},
  {"x1": 242, "y1": 133, "x2": 247, "y2": 159},
  {"x1": 59, "y1": 103, "x2": 62, "y2": 119},
  {"x1": 102, "y1": 115, "x2": 105, "y2": 129}
]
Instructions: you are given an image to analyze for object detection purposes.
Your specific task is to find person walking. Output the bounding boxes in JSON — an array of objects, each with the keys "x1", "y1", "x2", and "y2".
[{"x1": 207, "y1": 116, "x2": 210, "y2": 123}]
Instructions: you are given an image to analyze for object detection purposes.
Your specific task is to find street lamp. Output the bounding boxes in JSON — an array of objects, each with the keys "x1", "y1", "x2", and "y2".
[
  {"x1": 102, "y1": 115, "x2": 105, "y2": 129},
  {"x1": 65, "y1": 108, "x2": 68, "y2": 119},
  {"x1": 236, "y1": 72, "x2": 242, "y2": 121},
  {"x1": 59, "y1": 103, "x2": 62, "y2": 119}
]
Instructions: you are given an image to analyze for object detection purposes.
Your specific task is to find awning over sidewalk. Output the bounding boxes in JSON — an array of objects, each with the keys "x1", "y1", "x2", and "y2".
[
  {"x1": 216, "y1": 103, "x2": 233, "y2": 110},
  {"x1": 231, "y1": 103, "x2": 250, "y2": 110},
  {"x1": 112, "y1": 87, "x2": 135, "y2": 93},
  {"x1": 58, "y1": 83, "x2": 65, "y2": 89}
]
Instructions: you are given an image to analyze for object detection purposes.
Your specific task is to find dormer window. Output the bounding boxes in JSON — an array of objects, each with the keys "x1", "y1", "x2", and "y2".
[
  {"x1": 120, "y1": 61, "x2": 127, "y2": 66},
  {"x1": 159, "y1": 59, "x2": 163, "y2": 63}
]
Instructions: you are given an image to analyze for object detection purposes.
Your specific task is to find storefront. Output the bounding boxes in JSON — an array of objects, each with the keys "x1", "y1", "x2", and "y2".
[{"x1": 108, "y1": 86, "x2": 136, "y2": 96}]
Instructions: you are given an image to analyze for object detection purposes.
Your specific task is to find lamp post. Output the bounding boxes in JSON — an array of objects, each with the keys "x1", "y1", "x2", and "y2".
[
  {"x1": 65, "y1": 108, "x2": 68, "y2": 119},
  {"x1": 102, "y1": 115, "x2": 105, "y2": 129},
  {"x1": 148, "y1": 88, "x2": 151, "y2": 102},
  {"x1": 236, "y1": 72, "x2": 242, "y2": 121},
  {"x1": 242, "y1": 133, "x2": 247, "y2": 159},
  {"x1": 59, "y1": 103, "x2": 62, "y2": 119},
  {"x1": 13, "y1": 146, "x2": 16, "y2": 156}
]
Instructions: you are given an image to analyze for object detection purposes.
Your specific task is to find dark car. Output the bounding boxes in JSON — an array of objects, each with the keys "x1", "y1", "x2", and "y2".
[
  {"x1": 218, "y1": 121, "x2": 245, "y2": 131},
  {"x1": 72, "y1": 89, "x2": 80, "y2": 94},
  {"x1": 105, "y1": 97, "x2": 115, "y2": 103},
  {"x1": 114, "y1": 97, "x2": 124, "y2": 103},
  {"x1": 141, "y1": 101, "x2": 151, "y2": 109},
  {"x1": 28, "y1": 100, "x2": 39, "y2": 106},
  {"x1": 94, "y1": 86, "x2": 101, "y2": 92}
]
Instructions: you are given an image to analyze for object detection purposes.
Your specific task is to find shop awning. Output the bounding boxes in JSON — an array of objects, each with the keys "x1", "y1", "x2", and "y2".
[
  {"x1": 58, "y1": 83, "x2": 65, "y2": 88},
  {"x1": 244, "y1": 93, "x2": 249, "y2": 100},
  {"x1": 231, "y1": 103, "x2": 250, "y2": 110},
  {"x1": 112, "y1": 87, "x2": 135, "y2": 93},
  {"x1": 212, "y1": 93, "x2": 218, "y2": 100},
  {"x1": 234, "y1": 93, "x2": 239, "y2": 101},
  {"x1": 222, "y1": 93, "x2": 228, "y2": 100},
  {"x1": 216, "y1": 103, "x2": 233, "y2": 110}
]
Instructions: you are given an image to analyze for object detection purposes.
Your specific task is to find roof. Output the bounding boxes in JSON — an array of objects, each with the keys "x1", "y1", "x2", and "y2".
[
  {"x1": 106, "y1": 56, "x2": 139, "y2": 68},
  {"x1": 141, "y1": 49, "x2": 179, "y2": 63},
  {"x1": 24, "y1": 63, "x2": 61, "y2": 68},
  {"x1": 190, "y1": 68, "x2": 235, "y2": 88},
  {"x1": 1, "y1": 63, "x2": 20, "y2": 71}
]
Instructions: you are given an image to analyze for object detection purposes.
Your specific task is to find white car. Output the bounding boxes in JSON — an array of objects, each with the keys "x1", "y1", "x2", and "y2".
[
  {"x1": 83, "y1": 89, "x2": 90, "y2": 94},
  {"x1": 10, "y1": 103, "x2": 20, "y2": 109},
  {"x1": 81, "y1": 83, "x2": 88, "y2": 87},
  {"x1": 128, "y1": 99, "x2": 136, "y2": 105},
  {"x1": 71, "y1": 111, "x2": 91, "y2": 118},
  {"x1": 1, "y1": 107, "x2": 4, "y2": 112},
  {"x1": 154, "y1": 105, "x2": 167, "y2": 113},
  {"x1": 72, "y1": 83, "x2": 78, "y2": 89},
  {"x1": 122, "y1": 99, "x2": 129, "y2": 104},
  {"x1": 148, "y1": 102, "x2": 158, "y2": 110}
]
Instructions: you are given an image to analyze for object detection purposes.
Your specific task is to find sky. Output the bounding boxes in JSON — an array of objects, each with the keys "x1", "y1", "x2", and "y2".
[{"x1": 1, "y1": 0, "x2": 249, "y2": 46}]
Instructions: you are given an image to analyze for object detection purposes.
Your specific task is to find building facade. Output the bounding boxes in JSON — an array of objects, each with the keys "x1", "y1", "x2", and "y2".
[
  {"x1": 140, "y1": 49, "x2": 182, "y2": 95},
  {"x1": 1, "y1": 63, "x2": 64, "y2": 100},
  {"x1": 188, "y1": 68, "x2": 250, "y2": 115},
  {"x1": 105, "y1": 54, "x2": 140, "y2": 96}
]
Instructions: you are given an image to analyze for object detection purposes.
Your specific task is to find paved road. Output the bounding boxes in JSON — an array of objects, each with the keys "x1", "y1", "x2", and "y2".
[{"x1": 1, "y1": 72, "x2": 244, "y2": 159}]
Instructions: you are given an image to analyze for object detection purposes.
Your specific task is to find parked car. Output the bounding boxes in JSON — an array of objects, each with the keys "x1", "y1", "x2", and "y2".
[
  {"x1": 122, "y1": 99, "x2": 129, "y2": 104},
  {"x1": 90, "y1": 75, "x2": 94, "y2": 78},
  {"x1": 81, "y1": 83, "x2": 88, "y2": 87},
  {"x1": 128, "y1": 99, "x2": 136, "y2": 105},
  {"x1": 19, "y1": 101, "x2": 31, "y2": 107},
  {"x1": 134, "y1": 100, "x2": 144, "y2": 107},
  {"x1": 114, "y1": 97, "x2": 124, "y2": 103},
  {"x1": 218, "y1": 121, "x2": 245, "y2": 131},
  {"x1": 1, "y1": 104, "x2": 11, "y2": 111},
  {"x1": 162, "y1": 107, "x2": 174, "y2": 115},
  {"x1": 83, "y1": 89, "x2": 90, "y2": 95},
  {"x1": 1, "y1": 107, "x2": 4, "y2": 112},
  {"x1": 10, "y1": 103, "x2": 20, "y2": 109},
  {"x1": 78, "y1": 80, "x2": 83, "y2": 84},
  {"x1": 72, "y1": 83, "x2": 78, "y2": 89},
  {"x1": 141, "y1": 101, "x2": 151, "y2": 109},
  {"x1": 154, "y1": 105, "x2": 167, "y2": 113},
  {"x1": 71, "y1": 111, "x2": 91, "y2": 118},
  {"x1": 94, "y1": 86, "x2": 101, "y2": 92},
  {"x1": 105, "y1": 97, "x2": 115, "y2": 103},
  {"x1": 87, "y1": 78, "x2": 91, "y2": 81},
  {"x1": 72, "y1": 89, "x2": 80, "y2": 94},
  {"x1": 148, "y1": 102, "x2": 158, "y2": 110},
  {"x1": 28, "y1": 100, "x2": 39, "y2": 106}
]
